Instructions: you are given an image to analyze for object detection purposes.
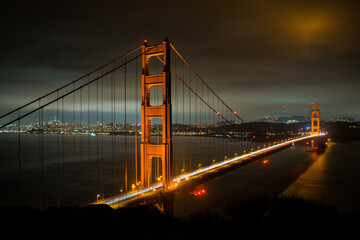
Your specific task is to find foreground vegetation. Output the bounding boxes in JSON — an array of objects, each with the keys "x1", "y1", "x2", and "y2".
[{"x1": 2, "y1": 195, "x2": 359, "y2": 239}]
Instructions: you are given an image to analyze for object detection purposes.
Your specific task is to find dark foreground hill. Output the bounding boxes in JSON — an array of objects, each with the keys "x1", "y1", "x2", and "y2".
[{"x1": 1, "y1": 195, "x2": 359, "y2": 239}]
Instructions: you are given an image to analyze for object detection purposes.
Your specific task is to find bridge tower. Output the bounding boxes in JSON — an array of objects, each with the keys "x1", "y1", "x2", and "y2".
[
  {"x1": 311, "y1": 103, "x2": 320, "y2": 135},
  {"x1": 140, "y1": 39, "x2": 173, "y2": 191}
]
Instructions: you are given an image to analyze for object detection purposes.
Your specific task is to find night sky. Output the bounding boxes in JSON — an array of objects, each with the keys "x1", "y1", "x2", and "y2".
[{"x1": 1, "y1": 0, "x2": 359, "y2": 121}]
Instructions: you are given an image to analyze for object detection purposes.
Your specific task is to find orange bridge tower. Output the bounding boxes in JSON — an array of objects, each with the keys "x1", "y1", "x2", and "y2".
[
  {"x1": 140, "y1": 39, "x2": 173, "y2": 191},
  {"x1": 311, "y1": 103, "x2": 320, "y2": 135}
]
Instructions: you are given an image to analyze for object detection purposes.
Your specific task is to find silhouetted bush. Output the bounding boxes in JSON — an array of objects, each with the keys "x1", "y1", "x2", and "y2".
[
  {"x1": 1, "y1": 195, "x2": 359, "y2": 239},
  {"x1": 184, "y1": 195, "x2": 358, "y2": 239}
]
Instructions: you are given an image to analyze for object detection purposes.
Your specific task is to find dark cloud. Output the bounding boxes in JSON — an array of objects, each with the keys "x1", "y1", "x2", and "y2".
[{"x1": 0, "y1": 0, "x2": 359, "y2": 120}]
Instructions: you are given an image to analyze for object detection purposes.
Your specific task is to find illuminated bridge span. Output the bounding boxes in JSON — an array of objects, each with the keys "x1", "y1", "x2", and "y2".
[
  {"x1": 0, "y1": 39, "x2": 324, "y2": 209},
  {"x1": 100, "y1": 133, "x2": 324, "y2": 208}
]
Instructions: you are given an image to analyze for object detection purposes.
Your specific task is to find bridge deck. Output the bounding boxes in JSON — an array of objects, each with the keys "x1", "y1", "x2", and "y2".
[{"x1": 95, "y1": 134, "x2": 325, "y2": 208}]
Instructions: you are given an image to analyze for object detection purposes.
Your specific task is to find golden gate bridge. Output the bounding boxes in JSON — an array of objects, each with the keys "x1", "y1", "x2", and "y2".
[{"x1": 0, "y1": 39, "x2": 324, "y2": 210}]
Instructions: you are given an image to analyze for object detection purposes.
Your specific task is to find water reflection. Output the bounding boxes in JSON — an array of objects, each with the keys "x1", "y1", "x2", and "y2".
[
  {"x1": 280, "y1": 141, "x2": 360, "y2": 214},
  {"x1": 261, "y1": 159, "x2": 269, "y2": 164},
  {"x1": 282, "y1": 153, "x2": 327, "y2": 199},
  {"x1": 190, "y1": 187, "x2": 206, "y2": 197}
]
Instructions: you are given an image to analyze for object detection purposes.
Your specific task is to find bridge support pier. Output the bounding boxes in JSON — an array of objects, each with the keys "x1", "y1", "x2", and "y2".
[{"x1": 140, "y1": 39, "x2": 173, "y2": 191}]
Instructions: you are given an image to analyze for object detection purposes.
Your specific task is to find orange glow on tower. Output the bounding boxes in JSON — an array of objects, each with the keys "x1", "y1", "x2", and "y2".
[
  {"x1": 141, "y1": 39, "x2": 173, "y2": 191},
  {"x1": 311, "y1": 103, "x2": 320, "y2": 135}
]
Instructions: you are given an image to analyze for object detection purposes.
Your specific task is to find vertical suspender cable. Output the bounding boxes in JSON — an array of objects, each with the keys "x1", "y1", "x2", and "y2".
[
  {"x1": 213, "y1": 93, "x2": 215, "y2": 161},
  {"x1": 174, "y1": 52, "x2": 179, "y2": 175},
  {"x1": 38, "y1": 101, "x2": 41, "y2": 209},
  {"x1": 195, "y1": 75, "x2": 198, "y2": 171},
  {"x1": 114, "y1": 64, "x2": 118, "y2": 193},
  {"x1": 135, "y1": 57, "x2": 138, "y2": 186},
  {"x1": 222, "y1": 102, "x2": 225, "y2": 158},
  {"x1": 124, "y1": 57, "x2": 128, "y2": 192},
  {"x1": 88, "y1": 76, "x2": 91, "y2": 199},
  {"x1": 39, "y1": 101, "x2": 44, "y2": 210},
  {"x1": 42, "y1": 107, "x2": 44, "y2": 209},
  {"x1": 101, "y1": 68, "x2": 105, "y2": 197},
  {"x1": 18, "y1": 109, "x2": 22, "y2": 205},
  {"x1": 97, "y1": 74, "x2": 100, "y2": 198},
  {"x1": 80, "y1": 87, "x2": 84, "y2": 202},
  {"x1": 182, "y1": 60, "x2": 185, "y2": 172},
  {"x1": 217, "y1": 98, "x2": 220, "y2": 161},
  {"x1": 57, "y1": 92, "x2": 60, "y2": 207},
  {"x1": 73, "y1": 83, "x2": 76, "y2": 205},
  {"x1": 111, "y1": 67, "x2": 115, "y2": 194},
  {"x1": 207, "y1": 86, "x2": 209, "y2": 160},
  {"x1": 61, "y1": 97, "x2": 64, "y2": 206},
  {"x1": 191, "y1": 75, "x2": 199, "y2": 172},
  {"x1": 189, "y1": 68, "x2": 192, "y2": 171},
  {"x1": 201, "y1": 82, "x2": 204, "y2": 163},
  {"x1": 110, "y1": 71, "x2": 113, "y2": 193}
]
